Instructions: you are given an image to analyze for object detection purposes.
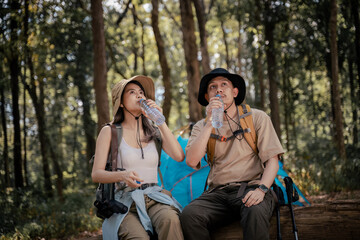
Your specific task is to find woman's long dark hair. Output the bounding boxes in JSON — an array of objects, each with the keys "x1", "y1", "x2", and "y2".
[{"x1": 113, "y1": 80, "x2": 159, "y2": 143}]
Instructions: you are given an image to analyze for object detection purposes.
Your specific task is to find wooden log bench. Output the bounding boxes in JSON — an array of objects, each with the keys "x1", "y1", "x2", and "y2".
[
  {"x1": 212, "y1": 200, "x2": 360, "y2": 240},
  {"x1": 81, "y1": 200, "x2": 360, "y2": 240}
]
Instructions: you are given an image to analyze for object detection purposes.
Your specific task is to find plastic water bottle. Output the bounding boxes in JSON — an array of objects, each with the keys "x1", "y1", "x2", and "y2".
[
  {"x1": 139, "y1": 99, "x2": 165, "y2": 125},
  {"x1": 211, "y1": 94, "x2": 224, "y2": 129}
]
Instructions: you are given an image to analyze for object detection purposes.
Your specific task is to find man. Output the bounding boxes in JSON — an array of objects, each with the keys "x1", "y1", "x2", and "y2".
[{"x1": 180, "y1": 68, "x2": 284, "y2": 240}]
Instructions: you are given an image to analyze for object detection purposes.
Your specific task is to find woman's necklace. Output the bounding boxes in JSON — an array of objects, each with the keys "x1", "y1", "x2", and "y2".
[{"x1": 124, "y1": 107, "x2": 144, "y2": 159}]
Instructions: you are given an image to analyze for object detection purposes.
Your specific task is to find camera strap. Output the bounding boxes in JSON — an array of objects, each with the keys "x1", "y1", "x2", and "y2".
[{"x1": 110, "y1": 124, "x2": 119, "y2": 171}]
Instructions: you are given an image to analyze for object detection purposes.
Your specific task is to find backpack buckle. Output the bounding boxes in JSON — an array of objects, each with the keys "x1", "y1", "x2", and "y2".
[{"x1": 219, "y1": 136, "x2": 227, "y2": 142}]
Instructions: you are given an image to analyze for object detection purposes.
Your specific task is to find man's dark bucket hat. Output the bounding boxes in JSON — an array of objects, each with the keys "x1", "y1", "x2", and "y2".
[{"x1": 198, "y1": 68, "x2": 246, "y2": 106}]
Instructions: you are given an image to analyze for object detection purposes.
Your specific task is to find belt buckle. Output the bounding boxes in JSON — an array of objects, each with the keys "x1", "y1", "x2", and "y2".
[
  {"x1": 138, "y1": 183, "x2": 156, "y2": 190},
  {"x1": 140, "y1": 183, "x2": 149, "y2": 190}
]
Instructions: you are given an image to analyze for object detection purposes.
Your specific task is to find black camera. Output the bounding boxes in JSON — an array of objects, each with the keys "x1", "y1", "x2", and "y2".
[{"x1": 94, "y1": 199, "x2": 128, "y2": 219}]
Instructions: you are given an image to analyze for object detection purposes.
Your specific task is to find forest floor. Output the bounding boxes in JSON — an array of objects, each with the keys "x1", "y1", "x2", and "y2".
[
  {"x1": 71, "y1": 190, "x2": 360, "y2": 240},
  {"x1": 305, "y1": 189, "x2": 360, "y2": 203},
  {"x1": 71, "y1": 229, "x2": 102, "y2": 240}
]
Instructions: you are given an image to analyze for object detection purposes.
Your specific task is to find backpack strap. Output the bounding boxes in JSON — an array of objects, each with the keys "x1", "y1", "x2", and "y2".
[
  {"x1": 110, "y1": 124, "x2": 120, "y2": 171},
  {"x1": 105, "y1": 123, "x2": 121, "y2": 200},
  {"x1": 238, "y1": 104, "x2": 258, "y2": 155},
  {"x1": 114, "y1": 124, "x2": 123, "y2": 169},
  {"x1": 206, "y1": 104, "x2": 258, "y2": 167},
  {"x1": 104, "y1": 123, "x2": 119, "y2": 171}
]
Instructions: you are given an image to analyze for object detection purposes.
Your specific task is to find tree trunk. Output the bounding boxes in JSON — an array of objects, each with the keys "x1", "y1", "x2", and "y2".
[
  {"x1": 131, "y1": 6, "x2": 139, "y2": 73},
  {"x1": 257, "y1": 51, "x2": 266, "y2": 109},
  {"x1": 350, "y1": 0, "x2": 360, "y2": 101},
  {"x1": 350, "y1": 0, "x2": 359, "y2": 144},
  {"x1": 237, "y1": 26, "x2": 242, "y2": 75},
  {"x1": 22, "y1": 0, "x2": 29, "y2": 187},
  {"x1": 38, "y1": 80, "x2": 54, "y2": 197},
  {"x1": 22, "y1": 65, "x2": 29, "y2": 187},
  {"x1": 192, "y1": 0, "x2": 211, "y2": 74},
  {"x1": 282, "y1": 60, "x2": 290, "y2": 151},
  {"x1": 151, "y1": 0, "x2": 172, "y2": 122},
  {"x1": 47, "y1": 133, "x2": 64, "y2": 202},
  {"x1": 329, "y1": 0, "x2": 346, "y2": 160},
  {"x1": 264, "y1": 0, "x2": 281, "y2": 140},
  {"x1": 47, "y1": 80, "x2": 64, "y2": 201},
  {"x1": 220, "y1": 20, "x2": 230, "y2": 69},
  {"x1": 0, "y1": 85, "x2": 10, "y2": 187},
  {"x1": 255, "y1": 0, "x2": 265, "y2": 110},
  {"x1": 140, "y1": 20, "x2": 146, "y2": 75},
  {"x1": 309, "y1": 69, "x2": 318, "y2": 139},
  {"x1": 179, "y1": 0, "x2": 203, "y2": 123},
  {"x1": 9, "y1": 0, "x2": 23, "y2": 188},
  {"x1": 91, "y1": 0, "x2": 110, "y2": 131},
  {"x1": 75, "y1": 72, "x2": 96, "y2": 162},
  {"x1": 236, "y1": 7, "x2": 242, "y2": 75},
  {"x1": 348, "y1": 57, "x2": 358, "y2": 144},
  {"x1": 72, "y1": 113, "x2": 80, "y2": 173},
  {"x1": 25, "y1": 76, "x2": 53, "y2": 197},
  {"x1": 23, "y1": 0, "x2": 52, "y2": 196}
]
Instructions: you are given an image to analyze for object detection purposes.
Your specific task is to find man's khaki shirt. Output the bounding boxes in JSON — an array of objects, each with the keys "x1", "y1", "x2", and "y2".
[{"x1": 186, "y1": 108, "x2": 284, "y2": 188}]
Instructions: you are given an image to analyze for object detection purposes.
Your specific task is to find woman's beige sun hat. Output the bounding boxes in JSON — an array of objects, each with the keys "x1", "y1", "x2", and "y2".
[{"x1": 111, "y1": 75, "x2": 155, "y2": 116}]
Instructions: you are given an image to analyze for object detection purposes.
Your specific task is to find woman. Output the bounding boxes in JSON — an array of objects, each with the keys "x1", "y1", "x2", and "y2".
[{"x1": 92, "y1": 75, "x2": 185, "y2": 240}]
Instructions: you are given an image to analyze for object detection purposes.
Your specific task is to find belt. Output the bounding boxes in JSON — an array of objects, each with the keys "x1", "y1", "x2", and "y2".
[
  {"x1": 122, "y1": 183, "x2": 157, "y2": 192},
  {"x1": 208, "y1": 182, "x2": 250, "y2": 198},
  {"x1": 138, "y1": 183, "x2": 157, "y2": 190}
]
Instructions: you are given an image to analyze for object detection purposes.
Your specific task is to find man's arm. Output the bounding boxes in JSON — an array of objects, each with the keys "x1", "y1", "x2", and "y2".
[
  {"x1": 242, "y1": 155, "x2": 279, "y2": 207},
  {"x1": 258, "y1": 156, "x2": 279, "y2": 189},
  {"x1": 186, "y1": 121, "x2": 213, "y2": 169},
  {"x1": 186, "y1": 95, "x2": 224, "y2": 169}
]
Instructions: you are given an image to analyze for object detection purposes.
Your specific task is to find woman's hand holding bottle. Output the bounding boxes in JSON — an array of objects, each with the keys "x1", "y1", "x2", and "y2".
[{"x1": 139, "y1": 99, "x2": 165, "y2": 125}]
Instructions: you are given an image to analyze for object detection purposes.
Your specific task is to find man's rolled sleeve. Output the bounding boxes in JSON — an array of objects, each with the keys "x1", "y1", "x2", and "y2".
[{"x1": 254, "y1": 110, "x2": 284, "y2": 163}]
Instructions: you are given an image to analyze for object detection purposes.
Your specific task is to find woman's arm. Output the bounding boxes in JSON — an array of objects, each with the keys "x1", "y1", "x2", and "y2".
[
  {"x1": 158, "y1": 122, "x2": 185, "y2": 162},
  {"x1": 91, "y1": 125, "x2": 143, "y2": 187},
  {"x1": 143, "y1": 99, "x2": 185, "y2": 162}
]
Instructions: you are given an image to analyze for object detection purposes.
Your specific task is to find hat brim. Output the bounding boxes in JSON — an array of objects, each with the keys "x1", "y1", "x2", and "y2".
[
  {"x1": 112, "y1": 75, "x2": 155, "y2": 116},
  {"x1": 198, "y1": 72, "x2": 246, "y2": 106}
]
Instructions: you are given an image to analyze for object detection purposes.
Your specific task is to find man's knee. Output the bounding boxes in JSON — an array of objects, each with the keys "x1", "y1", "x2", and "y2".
[
  {"x1": 181, "y1": 204, "x2": 210, "y2": 230},
  {"x1": 241, "y1": 204, "x2": 272, "y2": 233},
  {"x1": 181, "y1": 205, "x2": 198, "y2": 222},
  {"x1": 248, "y1": 205, "x2": 272, "y2": 221}
]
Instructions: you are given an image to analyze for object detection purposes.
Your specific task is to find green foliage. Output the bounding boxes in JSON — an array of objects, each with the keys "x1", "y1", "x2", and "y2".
[
  {"x1": 340, "y1": 145, "x2": 360, "y2": 189},
  {"x1": 0, "y1": 185, "x2": 101, "y2": 239},
  {"x1": 1, "y1": 0, "x2": 360, "y2": 237},
  {"x1": 286, "y1": 138, "x2": 360, "y2": 195}
]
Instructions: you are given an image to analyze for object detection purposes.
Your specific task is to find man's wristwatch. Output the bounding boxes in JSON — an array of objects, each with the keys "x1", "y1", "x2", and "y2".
[{"x1": 258, "y1": 184, "x2": 269, "y2": 193}]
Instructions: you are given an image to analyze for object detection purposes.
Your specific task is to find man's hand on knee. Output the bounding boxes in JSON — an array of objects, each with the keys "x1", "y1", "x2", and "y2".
[{"x1": 242, "y1": 189, "x2": 265, "y2": 207}]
